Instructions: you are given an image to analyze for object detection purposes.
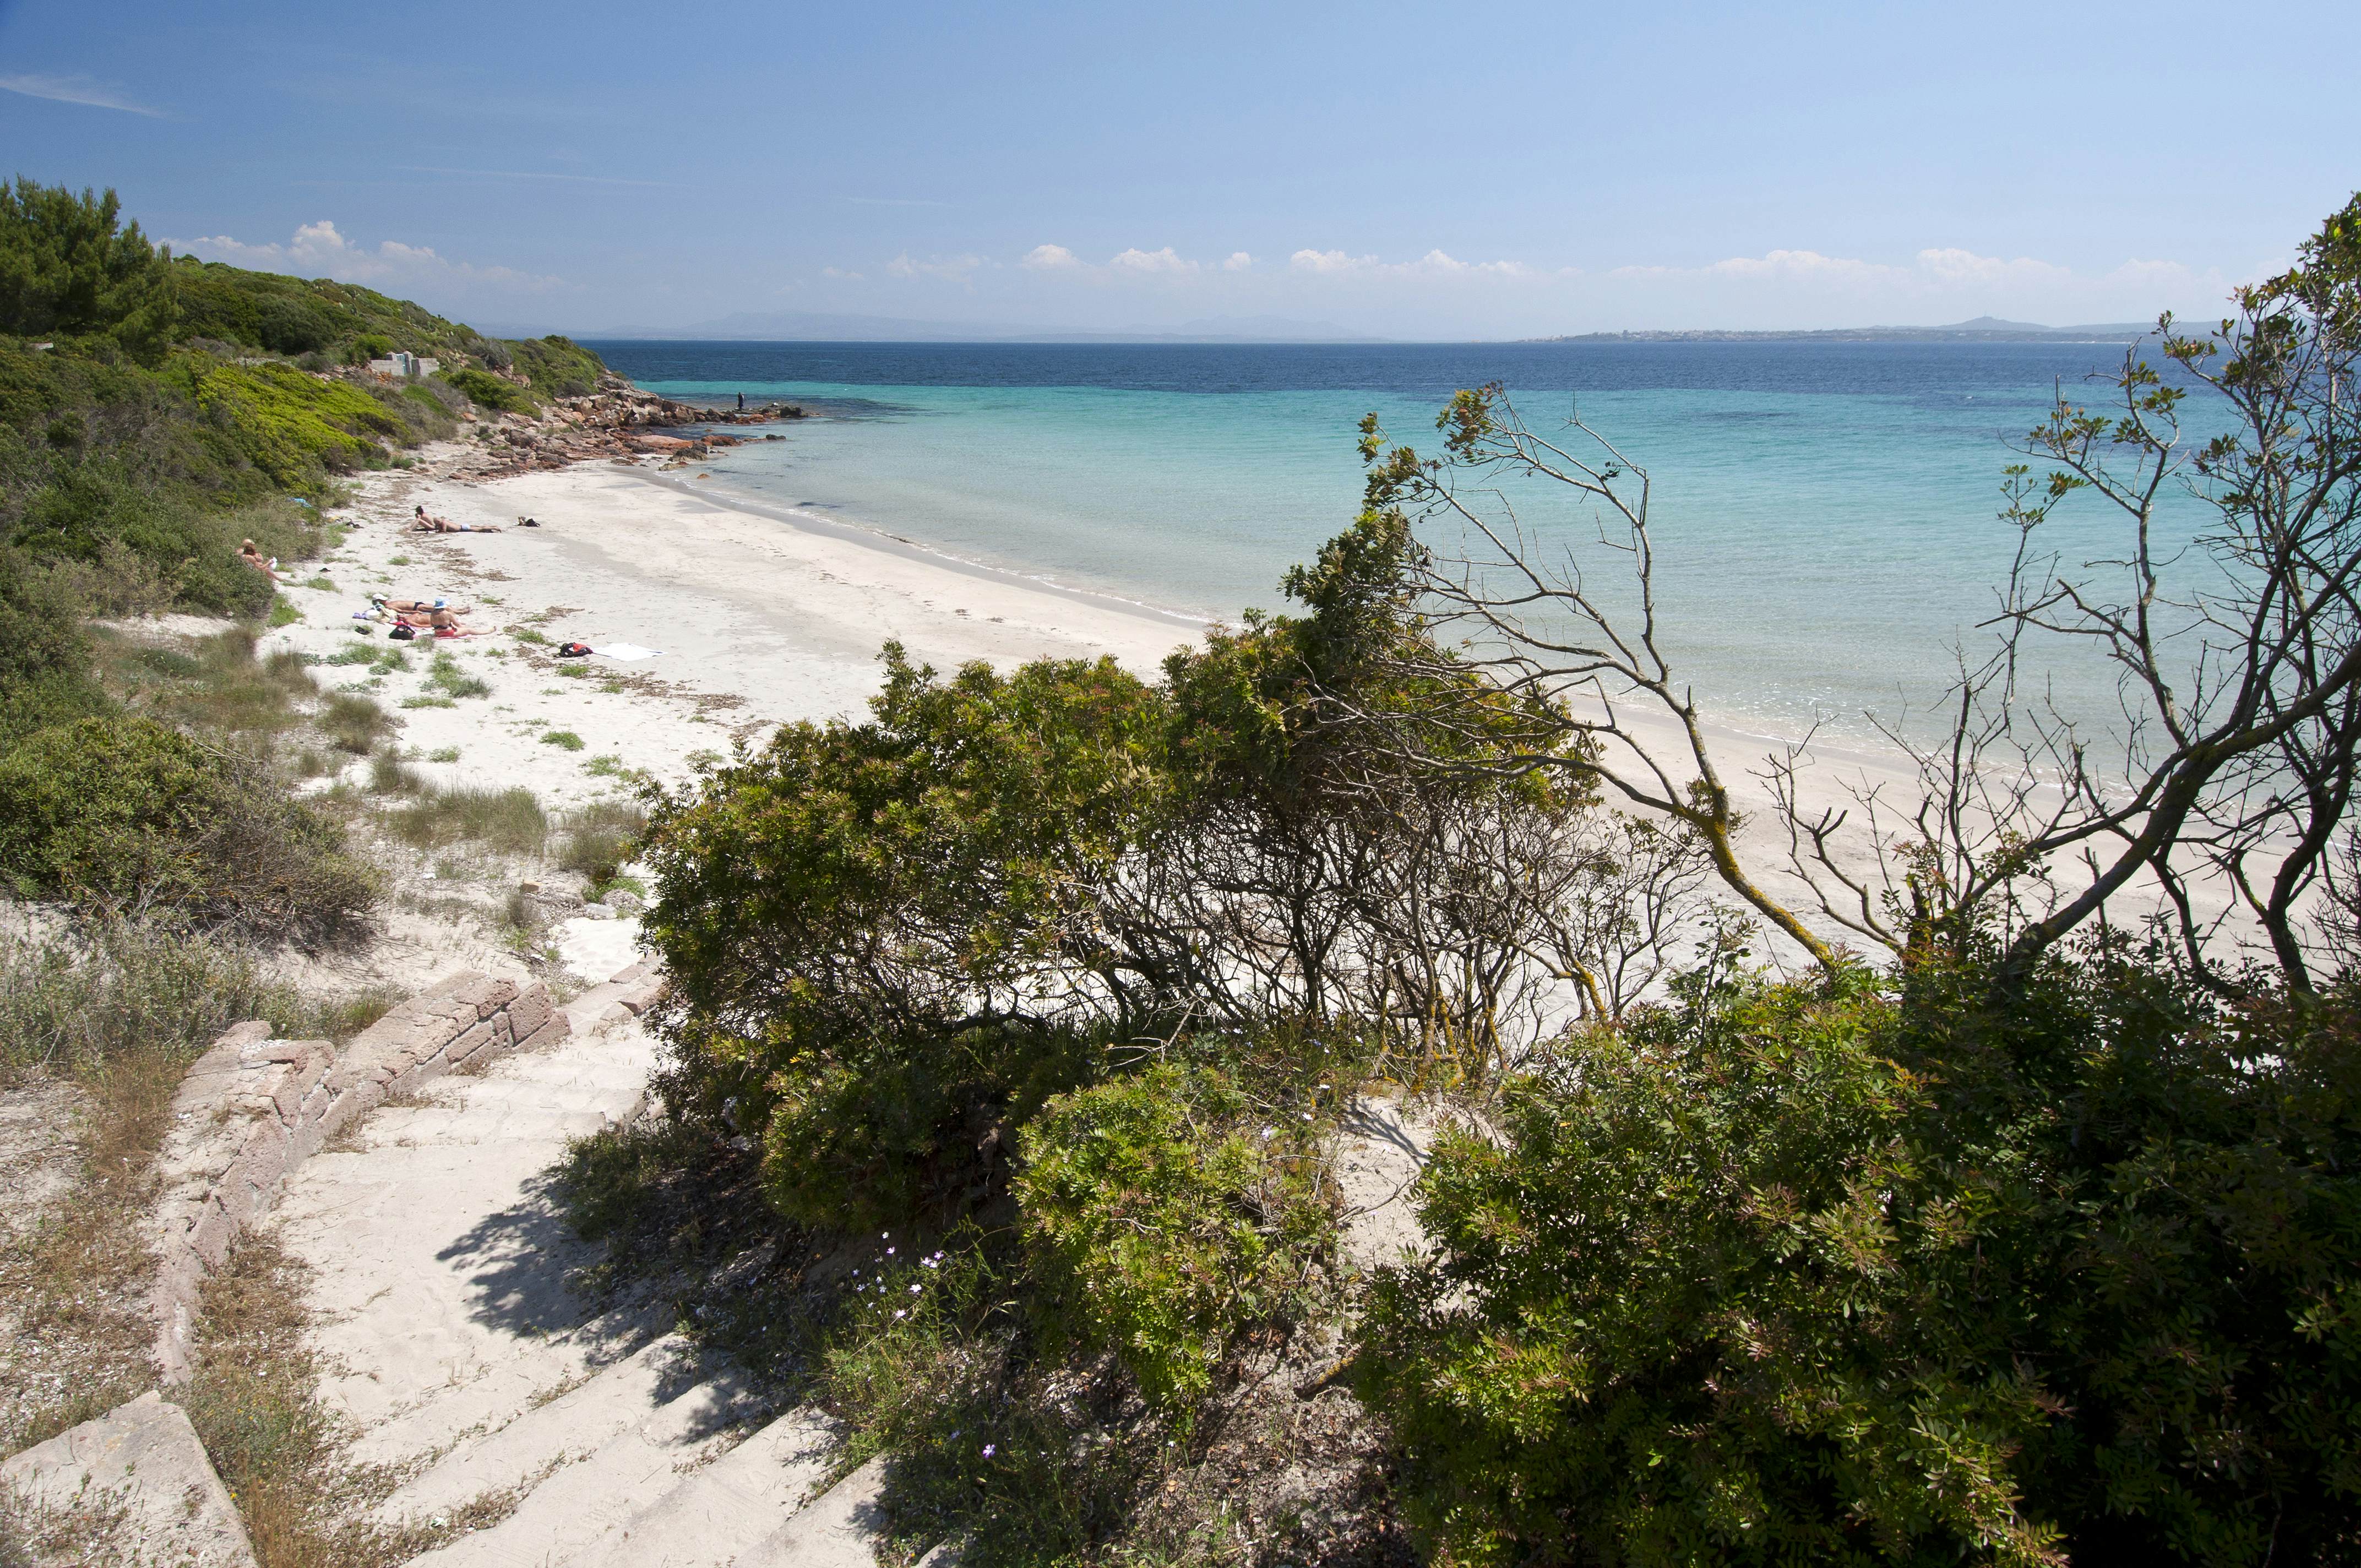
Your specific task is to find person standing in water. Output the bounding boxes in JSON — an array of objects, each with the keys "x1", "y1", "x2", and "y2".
[{"x1": 736, "y1": 391, "x2": 745, "y2": 411}]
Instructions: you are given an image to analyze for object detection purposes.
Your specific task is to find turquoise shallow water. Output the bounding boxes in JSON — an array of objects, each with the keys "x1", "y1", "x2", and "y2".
[{"x1": 596, "y1": 340, "x2": 2212, "y2": 745}]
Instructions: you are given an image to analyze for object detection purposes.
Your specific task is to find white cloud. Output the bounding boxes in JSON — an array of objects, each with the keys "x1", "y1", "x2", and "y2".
[
  {"x1": 1223, "y1": 252, "x2": 1253, "y2": 273},
  {"x1": 1109, "y1": 246, "x2": 1195, "y2": 275},
  {"x1": 1707, "y1": 248, "x2": 1895, "y2": 285},
  {"x1": 0, "y1": 72, "x2": 162, "y2": 116},
  {"x1": 822, "y1": 266, "x2": 865, "y2": 280},
  {"x1": 1291, "y1": 248, "x2": 1374, "y2": 274},
  {"x1": 885, "y1": 251, "x2": 985, "y2": 282},
  {"x1": 1021, "y1": 243, "x2": 1081, "y2": 271},
  {"x1": 1291, "y1": 247, "x2": 1539, "y2": 281},
  {"x1": 1914, "y1": 247, "x2": 2072, "y2": 287},
  {"x1": 172, "y1": 220, "x2": 558, "y2": 291}
]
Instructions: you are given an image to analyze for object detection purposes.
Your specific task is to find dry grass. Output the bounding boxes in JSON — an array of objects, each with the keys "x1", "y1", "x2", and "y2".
[
  {"x1": 0, "y1": 1474, "x2": 136, "y2": 1567},
  {"x1": 97, "y1": 627, "x2": 319, "y2": 739},
  {"x1": 181, "y1": 1231, "x2": 517, "y2": 1567},
  {"x1": 0, "y1": 926, "x2": 405, "y2": 1454},
  {"x1": 389, "y1": 786, "x2": 547, "y2": 856},
  {"x1": 0, "y1": 1048, "x2": 184, "y2": 1452}
]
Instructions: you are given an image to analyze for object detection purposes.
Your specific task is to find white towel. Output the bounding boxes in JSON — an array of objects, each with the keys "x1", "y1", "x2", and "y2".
[{"x1": 596, "y1": 642, "x2": 663, "y2": 661}]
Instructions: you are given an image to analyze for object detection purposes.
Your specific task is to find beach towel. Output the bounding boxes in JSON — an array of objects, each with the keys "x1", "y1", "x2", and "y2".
[{"x1": 596, "y1": 643, "x2": 663, "y2": 662}]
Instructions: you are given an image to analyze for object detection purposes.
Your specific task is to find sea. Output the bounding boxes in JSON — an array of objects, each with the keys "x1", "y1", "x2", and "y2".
[{"x1": 589, "y1": 339, "x2": 2213, "y2": 749}]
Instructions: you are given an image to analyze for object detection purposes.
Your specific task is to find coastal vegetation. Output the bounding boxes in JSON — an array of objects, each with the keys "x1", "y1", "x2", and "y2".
[
  {"x1": 0, "y1": 178, "x2": 625, "y2": 1563},
  {"x1": 6, "y1": 166, "x2": 2358, "y2": 1565},
  {"x1": 614, "y1": 194, "x2": 2361, "y2": 1565}
]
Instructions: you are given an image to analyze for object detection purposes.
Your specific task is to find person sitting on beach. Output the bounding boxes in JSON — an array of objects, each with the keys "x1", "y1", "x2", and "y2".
[
  {"x1": 428, "y1": 607, "x2": 481, "y2": 638},
  {"x1": 236, "y1": 538, "x2": 277, "y2": 577},
  {"x1": 411, "y1": 505, "x2": 501, "y2": 534}
]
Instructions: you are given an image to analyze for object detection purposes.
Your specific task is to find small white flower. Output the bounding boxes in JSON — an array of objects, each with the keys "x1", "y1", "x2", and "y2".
[
  {"x1": 894, "y1": 1309, "x2": 906, "y2": 1318},
  {"x1": 1259, "y1": 1126, "x2": 1274, "y2": 1138},
  {"x1": 910, "y1": 1283, "x2": 921, "y2": 1294}
]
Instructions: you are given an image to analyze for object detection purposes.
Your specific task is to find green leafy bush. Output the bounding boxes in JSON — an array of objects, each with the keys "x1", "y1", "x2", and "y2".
[
  {"x1": 440, "y1": 367, "x2": 529, "y2": 413},
  {"x1": 1356, "y1": 954, "x2": 2361, "y2": 1566},
  {"x1": 757, "y1": 1023, "x2": 1099, "y2": 1231},
  {"x1": 0, "y1": 713, "x2": 379, "y2": 943},
  {"x1": 1018, "y1": 1060, "x2": 1336, "y2": 1409}
]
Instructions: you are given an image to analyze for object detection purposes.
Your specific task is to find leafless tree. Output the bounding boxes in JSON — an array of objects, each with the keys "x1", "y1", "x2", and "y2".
[{"x1": 1339, "y1": 198, "x2": 2361, "y2": 995}]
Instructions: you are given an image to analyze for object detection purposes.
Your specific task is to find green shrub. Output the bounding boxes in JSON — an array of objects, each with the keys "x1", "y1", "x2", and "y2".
[
  {"x1": 1017, "y1": 1060, "x2": 1336, "y2": 1410},
  {"x1": 540, "y1": 728, "x2": 584, "y2": 750},
  {"x1": 440, "y1": 367, "x2": 529, "y2": 413},
  {"x1": 0, "y1": 548, "x2": 105, "y2": 742},
  {"x1": 757, "y1": 1023, "x2": 1098, "y2": 1231},
  {"x1": 1356, "y1": 954, "x2": 2361, "y2": 1567},
  {"x1": 0, "y1": 714, "x2": 379, "y2": 943}
]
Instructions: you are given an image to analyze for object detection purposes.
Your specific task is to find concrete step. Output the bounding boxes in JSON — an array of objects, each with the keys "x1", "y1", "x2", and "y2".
[
  {"x1": 374, "y1": 1333, "x2": 699, "y2": 1529},
  {"x1": 275, "y1": 1022, "x2": 660, "y2": 1469},
  {"x1": 399, "y1": 1366, "x2": 773, "y2": 1567},
  {"x1": 735, "y1": 1454, "x2": 889, "y2": 1568},
  {"x1": 568, "y1": 1406, "x2": 842, "y2": 1568}
]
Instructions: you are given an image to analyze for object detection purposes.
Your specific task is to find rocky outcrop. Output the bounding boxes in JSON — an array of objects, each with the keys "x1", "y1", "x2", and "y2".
[
  {"x1": 446, "y1": 377, "x2": 807, "y2": 481},
  {"x1": 148, "y1": 973, "x2": 568, "y2": 1383}
]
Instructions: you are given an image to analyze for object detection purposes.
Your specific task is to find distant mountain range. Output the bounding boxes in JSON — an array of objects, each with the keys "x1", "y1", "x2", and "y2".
[
  {"x1": 482, "y1": 311, "x2": 1387, "y2": 344},
  {"x1": 472, "y1": 311, "x2": 2170, "y2": 348},
  {"x1": 1533, "y1": 315, "x2": 2163, "y2": 344}
]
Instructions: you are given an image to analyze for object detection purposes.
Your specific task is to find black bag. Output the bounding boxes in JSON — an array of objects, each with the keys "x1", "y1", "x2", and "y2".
[
  {"x1": 557, "y1": 641, "x2": 592, "y2": 658},
  {"x1": 390, "y1": 623, "x2": 417, "y2": 640}
]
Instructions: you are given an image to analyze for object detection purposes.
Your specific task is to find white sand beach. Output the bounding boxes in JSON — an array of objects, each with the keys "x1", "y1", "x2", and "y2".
[{"x1": 246, "y1": 447, "x2": 1952, "y2": 968}]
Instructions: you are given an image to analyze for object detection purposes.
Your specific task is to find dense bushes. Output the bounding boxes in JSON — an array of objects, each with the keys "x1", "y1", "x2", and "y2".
[
  {"x1": 0, "y1": 712, "x2": 378, "y2": 943},
  {"x1": 439, "y1": 366, "x2": 529, "y2": 413},
  {"x1": 1019, "y1": 1060, "x2": 1336, "y2": 1409},
  {"x1": 1357, "y1": 953, "x2": 2361, "y2": 1566}
]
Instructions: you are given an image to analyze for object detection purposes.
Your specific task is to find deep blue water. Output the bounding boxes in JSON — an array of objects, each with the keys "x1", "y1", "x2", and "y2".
[{"x1": 587, "y1": 338, "x2": 2202, "y2": 744}]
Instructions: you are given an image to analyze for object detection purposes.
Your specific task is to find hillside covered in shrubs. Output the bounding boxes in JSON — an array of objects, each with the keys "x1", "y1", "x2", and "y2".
[{"x1": 0, "y1": 176, "x2": 602, "y2": 928}]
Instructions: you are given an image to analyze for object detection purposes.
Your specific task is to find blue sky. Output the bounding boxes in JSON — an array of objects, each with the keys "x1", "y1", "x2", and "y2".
[{"x1": 3, "y1": 0, "x2": 2353, "y2": 338}]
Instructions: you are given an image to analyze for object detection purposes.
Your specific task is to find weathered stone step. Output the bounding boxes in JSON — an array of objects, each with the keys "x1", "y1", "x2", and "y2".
[
  {"x1": 570, "y1": 1406, "x2": 844, "y2": 1568},
  {"x1": 278, "y1": 1018, "x2": 659, "y2": 1470},
  {"x1": 373, "y1": 1333, "x2": 697, "y2": 1530},
  {"x1": 735, "y1": 1454, "x2": 890, "y2": 1568},
  {"x1": 399, "y1": 1363, "x2": 770, "y2": 1567},
  {"x1": 0, "y1": 1391, "x2": 257, "y2": 1567}
]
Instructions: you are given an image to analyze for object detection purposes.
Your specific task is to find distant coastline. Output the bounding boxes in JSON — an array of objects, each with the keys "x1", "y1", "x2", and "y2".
[{"x1": 1527, "y1": 314, "x2": 2160, "y2": 345}]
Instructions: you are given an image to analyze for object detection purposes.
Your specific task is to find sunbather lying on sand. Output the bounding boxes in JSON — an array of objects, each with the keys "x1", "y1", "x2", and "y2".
[
  {"x1": 371, "y1": 596, "x2": 471, "y2": 617},
  {"x1": 411, "y1": 505, "x2": 501, "y2": 533}
]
